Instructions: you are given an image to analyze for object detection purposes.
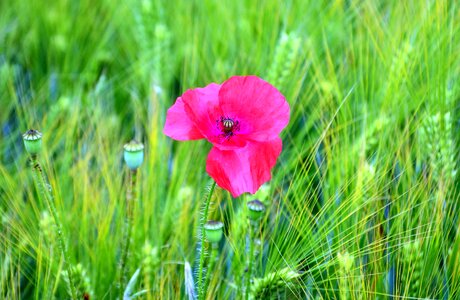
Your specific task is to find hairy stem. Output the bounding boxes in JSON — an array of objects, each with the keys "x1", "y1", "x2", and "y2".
[
  {"x1": 245, "y1": 222, "x2": 256, "y2": 300},
  {"x1": 118, "y1": 169, "x2": 138, "y2": 300},
  {"x1": 30, "y1": 155, "x2": 78, "y2": 300},
  {"x1": 204, "y1": 243, "x2": 219, "y2": 293},
  {"x1": 197, "y1": 181, "x2": 217, "y2": 300}
]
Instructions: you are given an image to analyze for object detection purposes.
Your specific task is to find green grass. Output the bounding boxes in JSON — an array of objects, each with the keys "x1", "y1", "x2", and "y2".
[{"x1": 1, "y1": 0, "x2": 459, "y2": 299}]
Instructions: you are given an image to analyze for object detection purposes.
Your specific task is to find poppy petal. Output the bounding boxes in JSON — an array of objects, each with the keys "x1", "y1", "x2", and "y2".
[
  {"x1": 163, "y1": 96, "x2": 204, "y2": 140},
  {"x1": 218, "y1": 75, "x2": 290, "y2": 142},
  {"x1": 181, "y1": 83, "x2": 223, "y2": 140},
  {"x1": 206, "y1": 138, "x2": 282, "y2": 197}
]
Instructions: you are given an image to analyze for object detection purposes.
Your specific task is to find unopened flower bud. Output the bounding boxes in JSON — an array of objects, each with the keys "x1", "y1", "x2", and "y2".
[
  {"x1": 22, "y1": 129, "x2": 43, "y2": 155},
  {"x1": 204, "y1": 220, "x2": 224, "y2": 243},
  {"x1": 247, "y1": 199, "x2": 265, "y2": 221},
  {"x1": 123, "y1": 140, "x2": 144, "y2": 170}
]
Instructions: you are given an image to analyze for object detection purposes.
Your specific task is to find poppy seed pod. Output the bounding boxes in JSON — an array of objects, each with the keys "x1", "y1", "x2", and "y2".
[
  {"x1": 204, "y1": 220, "x2": 224, "y2": 243},
  {"x1": 22, "y1": 129, "x2": 43, "y2": 155},
  {"x1": 123, "y1": 140, "x2": 144, "y2": 170},
  {"x1": 247, "y1": 199, "x2": 265, "y2": 221}
]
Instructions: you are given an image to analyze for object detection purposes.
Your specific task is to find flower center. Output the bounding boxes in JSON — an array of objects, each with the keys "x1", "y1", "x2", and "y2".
[
  {"x1": 222, "y1": 118, "x2": 234, "y2": 133},
  {"x1": 216, "y1": 116, "x2": 240, "y2": 140}
]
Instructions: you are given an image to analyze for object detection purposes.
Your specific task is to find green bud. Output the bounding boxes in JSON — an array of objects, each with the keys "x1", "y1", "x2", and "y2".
[
  {"x1": 247, "y1": 199, "x2": 265, "y2": 221},
  {"x1": 22, "y1": 129, "x2": 43, "y2": 155},
  {"x1": 204, "y1": 220, "x2": 224, "y2": 243},
  {"x1": 123, "y1": 140, "x2": 144, "y2": 170}
]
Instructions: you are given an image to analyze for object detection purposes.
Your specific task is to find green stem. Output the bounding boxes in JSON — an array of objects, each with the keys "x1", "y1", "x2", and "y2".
[
  {"x1": 204, "y1": 243, "x2": 219, "y2": 293},
  {"x1": 245, "y1": 222, "x2": 256, "y2": 300},
  {"x1": 30, "y1": 155, "x2": 78, "y2": 300},
  {"x1": 118, "y1": 169, "x2": 138, "y2": 300},
  {"x1": 197, "y1": 181, "x2": 217, "y2": 300}
]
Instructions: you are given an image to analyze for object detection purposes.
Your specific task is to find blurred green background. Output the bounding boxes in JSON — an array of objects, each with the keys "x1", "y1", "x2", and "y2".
[{"x1": 1, "y1": 0, "x2": 459, "y2": 299}]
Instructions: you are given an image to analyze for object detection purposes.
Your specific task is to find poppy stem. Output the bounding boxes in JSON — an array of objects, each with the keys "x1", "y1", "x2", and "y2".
[
  {"x1": 197, "y1": 181, "x2": 217, "y2": 300},
  {"x1": 245, "y1": 222, "x2": 256, "y2": 300},
  {"x1": 204, "y1": 243, "x2": 219, "y2": 293},
  {"x1": 118, "y1": 169, "x2": 138, "y2": 300},
  {"x1": 29, "y1": 155, "x2": 78, "y2": 300}
]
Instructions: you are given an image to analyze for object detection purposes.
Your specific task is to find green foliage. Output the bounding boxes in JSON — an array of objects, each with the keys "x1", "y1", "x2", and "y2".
[
  {"x1": 62, "y1": 264, "x2": 94, "y2": 299},
  {"x1": 1, "y1": 0, "x2": 460, "y2": 299},
  {"x1": 400, "y1": 241, "x2": 423, "y2": 297},
  {"x1": 419, "y1": 112, "x2": 457, "y2": 184},
  {"x1": 141, "y1": 240, "x2": 160, "y2": 297},
  {"x1": 250, "y1": 267, "x2": 302, "y2": 300},
  {"x1": 266, "y1": 32, "x2": 302, "y2": 90}
]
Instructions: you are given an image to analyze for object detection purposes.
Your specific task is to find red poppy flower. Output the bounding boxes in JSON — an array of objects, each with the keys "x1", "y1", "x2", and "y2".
[{"x1": 163, "y1": 75, "x2": 290, "y2": 197}]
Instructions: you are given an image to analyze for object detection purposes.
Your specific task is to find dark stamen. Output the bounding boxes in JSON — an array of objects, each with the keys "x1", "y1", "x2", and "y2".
[
  {"x1": 216, "y1": 116, "x2": 240, "y2": 141},
  {"x1": 222, "y1": 118, "x2": 234, "y2": 132}
]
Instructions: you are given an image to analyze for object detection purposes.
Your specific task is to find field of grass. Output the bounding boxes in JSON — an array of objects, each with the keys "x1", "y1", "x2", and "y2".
[{"x1": 1, "y1": 0, "x2": 459, "y2": 299}]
